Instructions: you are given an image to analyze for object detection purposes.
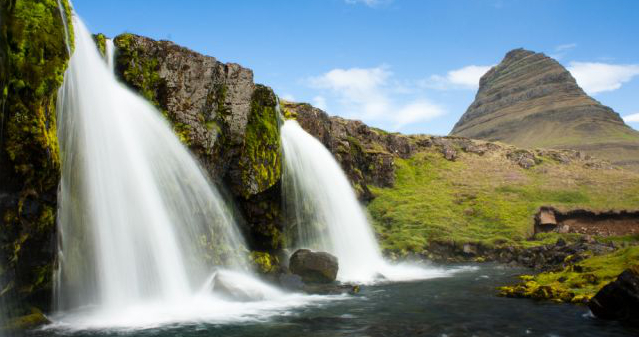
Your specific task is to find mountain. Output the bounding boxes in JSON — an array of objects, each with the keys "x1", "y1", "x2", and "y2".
[{"x1": 450, "y1": 48, "x2": 639, "y2": 171}]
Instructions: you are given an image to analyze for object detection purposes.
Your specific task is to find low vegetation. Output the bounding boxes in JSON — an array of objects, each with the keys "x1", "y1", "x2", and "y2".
[
  {"x1": 499, "y1": 246, "x2": 639, "y2": 302},
  {"x1": 368, "y1": 148, "x2": 639, "y2": 254}
]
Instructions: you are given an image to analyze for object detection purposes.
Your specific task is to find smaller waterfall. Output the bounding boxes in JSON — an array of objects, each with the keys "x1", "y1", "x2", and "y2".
[
  {"x1": 281, "y1": 120, "x2": 451, "y2": 284},
  {"x1": 105, "y1": 39, "x2": 115, "y2": 73}
]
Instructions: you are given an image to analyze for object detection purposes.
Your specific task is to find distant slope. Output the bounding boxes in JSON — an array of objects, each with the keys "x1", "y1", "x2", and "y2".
[{"x1": 450, "y1": 49, "x2": 639, "y2": 171}]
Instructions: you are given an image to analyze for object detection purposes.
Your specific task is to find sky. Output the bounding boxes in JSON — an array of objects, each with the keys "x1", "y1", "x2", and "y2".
[{"x1": 72, "y1": 0, "x2": 639, "y2": 135}]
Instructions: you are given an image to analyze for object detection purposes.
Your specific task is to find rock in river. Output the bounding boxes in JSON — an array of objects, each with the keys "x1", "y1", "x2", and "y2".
[
  {"x1": 289, "y1": 249, "x2": 339, "y2": 283},
  {"x1": 588, "y1": 266, "x2": 639, "y2": 324}
]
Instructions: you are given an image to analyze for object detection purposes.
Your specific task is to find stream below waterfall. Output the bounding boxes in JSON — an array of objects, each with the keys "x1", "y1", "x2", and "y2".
[{"x1": 30, "y1": 264, "x2": 638, "y2": 337}]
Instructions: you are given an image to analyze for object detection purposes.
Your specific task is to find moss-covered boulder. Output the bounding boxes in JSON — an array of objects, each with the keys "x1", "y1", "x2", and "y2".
[{"x1": 0, "y1": 0, "x2": 73, "y2": 316}]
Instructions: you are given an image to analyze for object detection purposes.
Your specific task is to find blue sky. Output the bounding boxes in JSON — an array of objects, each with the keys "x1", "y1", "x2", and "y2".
[{"x1": 72, "y1": 0, "x2": 639, "y2": 135}]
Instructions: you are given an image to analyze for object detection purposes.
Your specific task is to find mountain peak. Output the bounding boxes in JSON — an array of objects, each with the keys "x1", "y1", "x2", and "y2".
[{"x1": 451, "y1": 49, "x2": 639, "y2": 171}]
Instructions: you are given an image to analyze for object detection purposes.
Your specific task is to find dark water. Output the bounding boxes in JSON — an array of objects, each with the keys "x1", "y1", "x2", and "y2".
[{"x1": 29, "y1": 264, "x2": 638, "y2": 337}]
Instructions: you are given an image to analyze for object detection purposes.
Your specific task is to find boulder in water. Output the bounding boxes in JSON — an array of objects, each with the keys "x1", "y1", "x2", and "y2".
[
  {"x1": 289, "y1": 249, "x2": 338, "y2": 283},
  {"x1": 588, "y1": 266, "x2": 639, "y2": 324},
  {"x1": 209, "y1": 270, "x2": 273, "y2": 302}
]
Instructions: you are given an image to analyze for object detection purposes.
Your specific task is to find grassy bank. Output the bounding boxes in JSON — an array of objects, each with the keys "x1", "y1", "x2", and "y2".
[{"x1": 367, "y1": 149, "x2": 639, "y2": 255}]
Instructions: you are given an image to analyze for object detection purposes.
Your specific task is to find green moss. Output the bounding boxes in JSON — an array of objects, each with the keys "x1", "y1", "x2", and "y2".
[
  {"x1": 499, "y1": 246, "x2": 639, "y2": 302},
  {"x1": 249, "y1": 251, "x2": 279, "y2": 274},
  {"x1": 1, "y1": 307, "x2": 49, "y2": 331},
  {"x1": 237, "y1": 85, "x2": 282, "y2": 198},
  {"x1": 0, "y1": 0, "x2": 73, "y2": 314},
  {"x1": 113, "y1": 34, "x2": 163, "y2": 107},
  {"x1": 93, "y1": 33, "x2": 106, "y2": 57}
]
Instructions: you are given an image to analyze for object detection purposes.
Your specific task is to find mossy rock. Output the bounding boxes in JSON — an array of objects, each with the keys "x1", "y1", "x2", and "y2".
[
  {"x1": 1, "y1": 307, "x2": 50, "y2": 331},
  {"x1": 0, "y1": 0, "x2": 73, "y2": 313},
  {"x1": 249, "y1": 251, "x2": 279, "y2": 274},
  {"x1": 93, "y1": 33, "x2": 107, "y2": 57},
  {"x1": 236, "y1": 85, "x2": 282, "y2": 198}
]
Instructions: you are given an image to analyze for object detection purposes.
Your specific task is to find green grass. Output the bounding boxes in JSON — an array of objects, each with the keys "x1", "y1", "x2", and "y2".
[{"x1": 367, "y1": 149, "x2": 639, "y2": 255}]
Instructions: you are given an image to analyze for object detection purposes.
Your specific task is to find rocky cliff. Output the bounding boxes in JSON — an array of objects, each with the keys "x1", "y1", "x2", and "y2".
[
  {"x1": 0, "y1": 0, "x2": 73, "y2": 316},
  {"x1": 112, "y1": 34, "x2": 284, "y2": 251},
  {"x1": 451, "y1": 48, "x2": 639, "y2": 171}
]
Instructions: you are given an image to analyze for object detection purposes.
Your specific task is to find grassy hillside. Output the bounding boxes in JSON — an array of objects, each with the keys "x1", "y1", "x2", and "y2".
[{"x1": 367, "y1": 146, "x2": 639, "y2": 255}]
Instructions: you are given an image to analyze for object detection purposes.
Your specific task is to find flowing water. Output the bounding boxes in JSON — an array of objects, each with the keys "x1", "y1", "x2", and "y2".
[
  {"x1": 30, "y1": 264, "x2": 638, "y2": 337},
  {"x1": 281, "y1": 120, "x2": 443, "y2": 283},
  {"x1": 51, "y1": 11, "x2": 322, "y2": 331}
]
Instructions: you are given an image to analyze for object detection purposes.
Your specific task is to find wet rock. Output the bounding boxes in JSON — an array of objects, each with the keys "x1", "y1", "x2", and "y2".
[
  {"x1": 589, "y1": 266, "x2": 639, "y2": 324},
  {"x1": 210, "y1": 270, "x2": 268, "y2": 302},
  {"x1": 289, "y1": 249, "x2": 339, "y2": 283},
  {"x1": 279, "y1": 273, "x2": 305, "y2": 291}
]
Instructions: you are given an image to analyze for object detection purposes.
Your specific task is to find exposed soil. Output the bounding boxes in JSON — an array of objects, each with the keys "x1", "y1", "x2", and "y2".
[{"x1": 535, "y1": 207, "x2": 639, "y2": 236}]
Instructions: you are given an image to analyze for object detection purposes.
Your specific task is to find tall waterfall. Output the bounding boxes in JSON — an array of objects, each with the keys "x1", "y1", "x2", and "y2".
[
  {"x1": 281, "y1": 120, "x2": 448, "y2": 284},
  {"x1": 52, "y1": 13, "x2": 313, "y2": 330}
]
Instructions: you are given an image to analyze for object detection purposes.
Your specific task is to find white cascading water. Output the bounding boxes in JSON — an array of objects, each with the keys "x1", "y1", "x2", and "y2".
[
  {"x1": 281, "y1": 120, "x2": 453, "y2": 284},
  {"x1": 52, "y1": 11, "x2": 324, "y2": 331},
  {"x1": 105, "y1": 38, "x2": 115, "y2": 73}
]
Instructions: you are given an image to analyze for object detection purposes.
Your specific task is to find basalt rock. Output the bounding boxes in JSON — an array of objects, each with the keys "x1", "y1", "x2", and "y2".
[
  {"x1": 589, "y1": 266, "x2": 639, "y2": 324},
  {"x1": 0, "y1": 0, "x2": 73, "y2": 316},
  {"x1": 289, "y1": 249, "x2": 339, "y2": 283},
  {"x1": 451, "y1": 48, "x2": 639, "y2": 171},
  {"x1": 113, "y1": 33, "x2": 284, "y2": 251},
  {"x1": 282, "y1": 102, "x2": 405, "y2": 200}
]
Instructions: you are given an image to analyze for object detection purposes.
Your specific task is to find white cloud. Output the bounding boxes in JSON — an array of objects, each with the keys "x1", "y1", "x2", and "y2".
[
  {"x1": 309, "y1": 66, "x2": 391, "y2": 119},
  {"x1": 309, "y1": 66, "x2": 445, "y2": 131},
  {"x1": 421, "y1": 65, "x2": 493, "y2": 90},
  {"x1": 345, "y1": 0, "x2": 390, "y2": 7},
  {"x1": 623, "y1": 113, "x2": 639, "y2": 123},
  {"x1": 568, "y1": 62, "x2": 639, "y2": 95},
  {"x1": 394, "y1": 101, "x2": 444, "y2": 130},
  {"x1": 313, "y1": 96, "x2": 328, "y2": 111},
  {"x1": 281, "y1": 93, "x2": 296, "y2": 101}
]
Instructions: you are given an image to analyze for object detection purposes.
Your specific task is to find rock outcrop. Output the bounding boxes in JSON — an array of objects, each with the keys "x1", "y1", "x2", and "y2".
[
  {"x1": 289, "y1": 249, "x2": 339, "y2": 283},
  {"x1": 451, "y1": 48, "x2": 639, "y2": 171},
  {"x1": 282, "y1": 102, "x2": 413, "y2": 200},
  {"x1": 0, "y1": 0, "x2": 73, "y2": 316},
  {"x1": 112, "y1": 33, "x2": 284, "y2": 250},
  {"x1": 589, "y1": 266, "x2": 639, "y2": 324}
]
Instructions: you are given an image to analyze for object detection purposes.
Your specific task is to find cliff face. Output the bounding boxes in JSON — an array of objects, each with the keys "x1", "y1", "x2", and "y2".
[
  {"x1": 112, "y1": 34, "x2": 284, "y2": 250},
  {"x1": 0, "y1": 0, "x2": 73, "y2": 314},
  {"x1": 281, "y1": 102, "x2": 412, "y2": 200},
  {"x1": 451, "y1": 48, "x2": 639, "y2": 171}
]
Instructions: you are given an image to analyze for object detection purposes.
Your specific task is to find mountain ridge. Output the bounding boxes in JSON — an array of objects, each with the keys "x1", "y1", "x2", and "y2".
[{"x1": 451, "y1": 48, "x2": 639, "y2": 171}]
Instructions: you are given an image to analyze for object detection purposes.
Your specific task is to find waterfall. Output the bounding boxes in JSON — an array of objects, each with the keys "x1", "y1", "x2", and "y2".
[
  {"x1": 51, "y1": 12, "x2": 316, "y2": 330},
  {"x1": 105, "y1": 38, "x2": 115, "y2": 73},
  {"x1": 281, "y1": 120, "x2": 448, "y2": 284}
]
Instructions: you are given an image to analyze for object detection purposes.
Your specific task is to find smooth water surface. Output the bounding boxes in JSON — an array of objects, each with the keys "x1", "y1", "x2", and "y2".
[{"x1": 32, "y1": 264, "x2": 638, "y2": 337}]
